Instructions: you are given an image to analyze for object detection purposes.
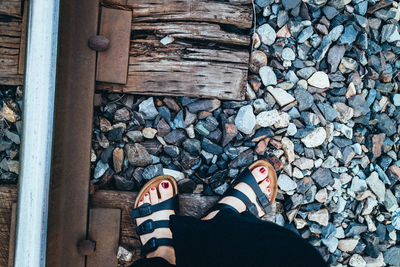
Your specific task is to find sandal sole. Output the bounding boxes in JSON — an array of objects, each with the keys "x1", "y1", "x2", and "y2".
[{"x1": 134, "y1": 175, "x2": 178, "y2": 209}]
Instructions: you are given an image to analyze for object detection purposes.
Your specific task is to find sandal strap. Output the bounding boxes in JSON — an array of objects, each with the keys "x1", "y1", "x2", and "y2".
[
  {"x1": 210, "y1": 202, "x2": 239, "y2": 214},
  {"x1": 234, "y1": 168, "x2": 272, "y2": 214},
  {"x1": 131, "y1": 195, "x2": 179, "y2": 219},
  {"x1": 226, "y1": 188, "x2": 258, "y2": 216},
  {"x1": 142, "y1": 237, "x2": 174, "y2": 255},
  {"x1": 136, "y1": 219, "x2": 170, "y2": 236}
]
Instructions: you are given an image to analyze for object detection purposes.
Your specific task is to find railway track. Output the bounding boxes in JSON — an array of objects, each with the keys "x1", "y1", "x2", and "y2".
[{"x1": 0, "y1": 0, "x2": 254, "y2": 266}]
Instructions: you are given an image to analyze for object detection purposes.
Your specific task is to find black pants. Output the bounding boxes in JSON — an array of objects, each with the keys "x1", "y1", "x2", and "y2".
[{"x1": 131, "y1": 209, "x2": 328, "y2": 267}]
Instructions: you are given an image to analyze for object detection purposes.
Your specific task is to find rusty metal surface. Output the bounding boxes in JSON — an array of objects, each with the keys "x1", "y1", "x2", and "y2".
[
  {"x1": 0, "y1": 185, "x2": 17, "y2": 266},
  {"x1": 87, "y1": 208, "x2": 121, "y2": 267},
  {"x1": 96, "y1": 7, "x2": 132, "y2": 84},
  {"x1": 46, "y1": 0, "x2": 98, "y2": 266},
  {"x1": 7, "y1": 203, "x2": 16, "y2": 267}
]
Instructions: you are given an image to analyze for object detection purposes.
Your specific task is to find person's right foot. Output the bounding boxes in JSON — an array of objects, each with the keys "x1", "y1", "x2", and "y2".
[
  {"x1": 202, "y1": 166, "x2": 272, "y2": 220},
  {"x1": 136, "y1": 180, "x2": 176, "y2": 265}
]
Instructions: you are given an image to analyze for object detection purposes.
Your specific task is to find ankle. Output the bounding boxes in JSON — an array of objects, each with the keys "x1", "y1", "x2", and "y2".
[{"x1": 147, "y1": 246, "x2": 176, "y2": 265}]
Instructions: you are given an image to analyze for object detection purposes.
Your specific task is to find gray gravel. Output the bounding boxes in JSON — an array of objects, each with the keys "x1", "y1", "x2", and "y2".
[{"x1": 91, "y1": 1, "x2": 400, "y2": 265}]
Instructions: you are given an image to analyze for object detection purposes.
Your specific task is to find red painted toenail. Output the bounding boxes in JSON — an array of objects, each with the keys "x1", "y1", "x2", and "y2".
[
  {"x1": 260, "y1": 167, "x2": 266, "y2": 174},
  {"x1": 145, "y1": 193, "x2": 149, "y2": 196},
  {"x1": 161, "y1": 182, "x2": 169, "y2": 189},
  {"x1": 151, "y1": 187, "x2": 155, "y2": 191}
]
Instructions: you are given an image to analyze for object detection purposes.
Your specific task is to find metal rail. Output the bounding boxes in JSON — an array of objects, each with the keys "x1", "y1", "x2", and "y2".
[{"x1": 14, "y1": 0, "x2": 60, "y2": 266}]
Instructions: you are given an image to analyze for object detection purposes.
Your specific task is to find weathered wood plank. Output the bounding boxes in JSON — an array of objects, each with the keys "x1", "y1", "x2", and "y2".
[
  {"x1": 0, "y1": 19, "x2": 23, "y2": 85},
  {"x1": 0, "y1": 185, "x2": 17, "y2": 267},
  {"x1": 125, "y1": 0, "x2": 252, "y2": 29},
  {"x1": 87, "y1": 208, "x2": 121, "y2": 267},
  {"x1": 0, "y1": 0, "x2": 22, "y2": 17},
  {"x1": 46, "y1": 0, "x2": 98, "y2": 266},
  {"x1": 96, "y1": 36, "x2": 249, "y2": 100},
  {"x1": 132, "y1": 22, "x2": 249, "y2": 46},
  {"x1": 7, "y1": 203, "x2": 16, "y2": 267},
  {"x1": 96, "y1": 1, "x2": 252, "y2": 101},
  {"x1": 96, "y1": 8, "x2": 132, "y2": 84}
]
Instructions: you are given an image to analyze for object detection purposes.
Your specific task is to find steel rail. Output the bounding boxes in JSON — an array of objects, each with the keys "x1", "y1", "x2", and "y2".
[{"x1": 14, "y1": 0, "x2": 60, "y2": 266}]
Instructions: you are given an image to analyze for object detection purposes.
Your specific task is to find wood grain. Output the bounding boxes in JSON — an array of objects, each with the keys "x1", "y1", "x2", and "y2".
[
  {"x1": 0, "y1": 185, "x2": 17, "y2": 267},
  {"x1": 87, "y1": 208, "x2": 121, "y2": 267},
  {"x1": 0, "y1": 19, "x2": 23, "y2": 85},
  {"x1": 96, "y1": 0, "x2": 252, "y2": 100},
  {"x1": 125, "y1": 0, "x2": 252, "y2": 29},
  {"x1": 96, "y1": 35, "x2": 249, "y2": 100},
  {"x1": 96, "y1": 8, "x2": 132, "y2": 84},
  {"x1": 131, "y1": 22, "x2": 249, "y2": 46},
  {"x1": 0, "y1": 0, "x2": 22, "y2": 17}
]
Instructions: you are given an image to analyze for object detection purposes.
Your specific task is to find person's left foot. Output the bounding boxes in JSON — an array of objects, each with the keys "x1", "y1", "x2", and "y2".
[
  {"x1": 136, "y1": 180, "x2": 176, "y2": 265},
  {"x1": 202, "y1": 166, "x2": 272, "y2": 220}
]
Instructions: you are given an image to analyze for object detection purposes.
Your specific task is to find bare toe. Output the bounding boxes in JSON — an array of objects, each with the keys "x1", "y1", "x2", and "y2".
[
  {"x1": 149, "y1": 187, "x2": 159, "y2": 204},
  {"x1": 251, "y1": 166, "x2": 269, "y2": 182},
  {"x1": 159, "y1": 180, "x2": 174, "y2": 201},
  {"x1": 143, "y1": 192, "x2": 150, "y2": 204},
  {"x1": 259, "y1": 179, "x2": 272, "y2": 200}
]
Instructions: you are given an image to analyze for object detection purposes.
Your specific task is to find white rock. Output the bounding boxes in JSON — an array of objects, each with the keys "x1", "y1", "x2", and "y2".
[
  {"x1": 301, "y1": 127, "x2": 327, "y2": 148},
  {"x1": 186, "y1": 124, "x2": 195, "y2": 138},
  {"x1": 256, "y1": 109, "x2": 279, "y2": 127},
  {"x1": 252, "y1": 32, "x2": 261, "y2": 49},
  {"x1": 365, "y1": 252, "x2": 384, "y2": 267},
  {"x1": 235, "y1": 105, "x2": 256, "y2": 135},
  {"x1": 286, "y1": 122, "x2": 297, "y2": 136},
  {"x1": 335, "y1": 227, "x2": 345, "y2": 239},
  {"x1": 259, "y1": 66, "x2": 277, "y2": 86},
  {"x1": 308, "y1": 209, "x2": 329, "y2": 226},
  {"x1": 364, "y1": 215, "x2": 377, "y2": 232},
  {"x1": 160, "y1": 35, "x2": 174, "y2": 45},
  {"x1": 117, "y1": 246, "x2": 133, "y2": 262},
  {"x1": 293, "y1": 157, "x2": 314, "y2": 170},
  {"x1": 315, "y1": 188, "x2": 328, "y2": 203},
  {"x1": 307, "y1": 71, "x2": 330, "y2": 88},
  {"x1": 267, "y1": 87, "x2": 295, "y2": 106},
  {"x1": 292, "y1": 167, "x2": 304, "y2": 179},
  {"x1": 274, "y1": 112, "x2": 290, "y2": 128},
  {"x1": 349, "y1": 254, "x2": 366, "y2": 267},
  {"x1": 278, "y1": 174, "x2": 297, "y2": 192},
  {"x1": 281, "y1": 137, "x2": 295, "y2": 163},
  {"x1": 361, "y1": 197, "x2": 378, "y2": 215},
  {"x1": 142, "y1": 127, "x2": 157, "y2": 139},
  {"x1": 257, "y1": 23, "x2": 276, "y2": 45},
  {"x1": 139, "y1": 97, "x2": 158, "y2": 120},
  {"x1": 366, "y1": 172, "x2": 385, "y2": 202},
  {"x1": 338, "y1": 238, "x2": 359, "y2": 252},
  {"x1": 282, "y1": 47, "x2": 296, "y2": 61},
  {"x1": 294, "y1": 218, "x2": 307, "y2": 229},
  {"x1": 163, "y1": 168, "x2": 185, "y2": 181}
]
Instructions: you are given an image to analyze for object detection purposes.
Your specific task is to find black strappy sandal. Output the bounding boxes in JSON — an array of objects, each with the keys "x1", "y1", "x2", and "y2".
[
  {"x1": 208, "y1": 160, "x2": 278, "y2": 217},
  {"x1": 131, "y1": 175, "x2": 179, "y2": 255}
]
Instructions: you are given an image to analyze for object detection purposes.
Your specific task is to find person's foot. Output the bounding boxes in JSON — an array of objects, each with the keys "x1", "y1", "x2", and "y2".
[
  {"x1": 136, "y1": 180, "x2": 176, "y2": 265},
  {"x1": 203, "y1": 166, "x2": 272, "y2": 220}
]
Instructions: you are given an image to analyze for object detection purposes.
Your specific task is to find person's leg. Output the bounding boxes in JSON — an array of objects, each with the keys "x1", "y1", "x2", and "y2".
[
  {"x1": 130, "y1": 257, "x2": 173, "y2": 267},
  {"x1": 167, "y1": 165, "x2": 327, "y2": 267},
  {"x1": 169, "y1": 209, "x2": 327, "y2": 267}
]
